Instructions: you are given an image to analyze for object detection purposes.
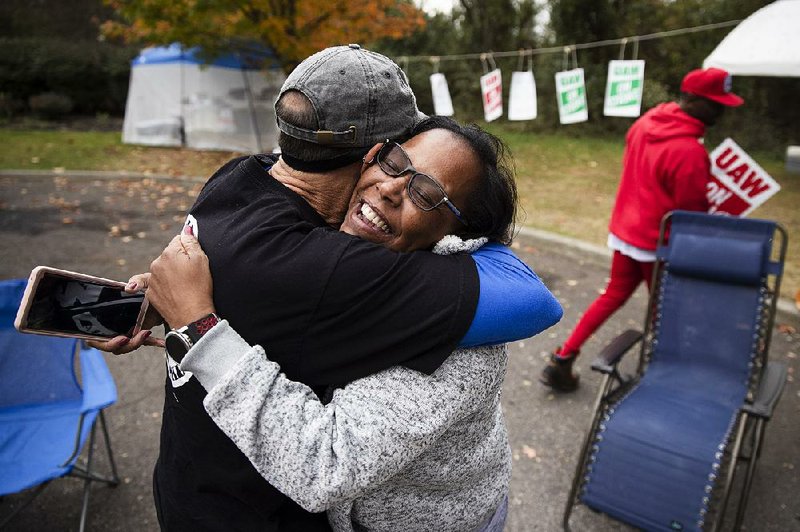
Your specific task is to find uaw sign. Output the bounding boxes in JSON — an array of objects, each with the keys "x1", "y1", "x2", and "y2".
[
  {"x1": 480, "y1": 69, "x2": 503, "y2": 122},
  {"x1": 603, "y1": 60, "x2": 645, "y2": 117},
  {"x1": 707, "y1": 138, "x2": 781, "y2": 216},
  {"x1": 555, "y1": 68, "x2": 588, "y2": 124}
]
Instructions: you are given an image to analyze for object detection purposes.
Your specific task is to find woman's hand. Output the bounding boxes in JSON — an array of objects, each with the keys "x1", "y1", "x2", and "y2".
[
  {"x1": 86, "y1": 273, "x2": 165, "y2": 355},
  {"x1": 146, "y1": 226, "x2": 216, "y2": 330}
]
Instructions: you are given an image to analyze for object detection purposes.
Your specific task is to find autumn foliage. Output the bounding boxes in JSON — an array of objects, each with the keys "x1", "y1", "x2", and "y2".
[{"x1": 101, "y1": 0, "x2": 426, "y2": 71}]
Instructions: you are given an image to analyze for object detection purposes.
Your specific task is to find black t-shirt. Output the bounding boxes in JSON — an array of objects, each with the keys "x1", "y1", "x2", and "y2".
[{"x1": 154, "y1": 155, "x2": 479, "y2": 531}]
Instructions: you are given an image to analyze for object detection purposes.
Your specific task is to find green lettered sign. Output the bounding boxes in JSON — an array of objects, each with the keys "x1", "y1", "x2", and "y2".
[
  {"x1": 604, "y1": 60, "x2": 645, "y2": 117},
  {"x1": 555, "y1": 68, "x2": 588, "y2": 124}
]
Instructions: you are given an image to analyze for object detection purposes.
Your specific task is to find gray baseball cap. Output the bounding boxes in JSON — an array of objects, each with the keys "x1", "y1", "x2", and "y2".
[{"x1": 277, "y1": 44, "x2": 425, "y2": 148}]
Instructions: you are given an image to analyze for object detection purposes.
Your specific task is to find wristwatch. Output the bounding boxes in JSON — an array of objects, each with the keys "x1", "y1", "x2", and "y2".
[{"x1": 165, "y1": 313, "x2": 220, "y2": 363}]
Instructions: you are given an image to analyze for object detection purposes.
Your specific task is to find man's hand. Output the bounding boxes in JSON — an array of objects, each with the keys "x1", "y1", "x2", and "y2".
[
  {"x1": 147, "y1": 226, "x2": 216, "y2": 330},
  {"x1": 87, "y1": 273, "x2": 165, "y2": 355}
]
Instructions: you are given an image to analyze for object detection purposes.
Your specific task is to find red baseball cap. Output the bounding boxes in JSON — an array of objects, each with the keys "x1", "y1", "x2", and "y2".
[{"x1": 681, "y1": 68, "x2": 744, "y2": 107}]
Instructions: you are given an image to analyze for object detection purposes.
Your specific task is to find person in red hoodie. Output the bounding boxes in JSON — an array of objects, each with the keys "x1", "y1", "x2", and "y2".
[{"x1": 540, "y1": 67, "x2": 744, "y2": 392}]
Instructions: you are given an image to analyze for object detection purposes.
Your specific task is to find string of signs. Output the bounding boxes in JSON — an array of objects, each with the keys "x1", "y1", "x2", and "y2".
[{"x1": 396, "y1": 20, "x2": 741, "y2": 124}]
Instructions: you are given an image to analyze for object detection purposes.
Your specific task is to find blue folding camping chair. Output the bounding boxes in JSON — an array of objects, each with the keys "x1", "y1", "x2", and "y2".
[
  {"x1": 563, "y1": 211, "x2": 788, "y2": 531},
  {"x1": 0, "y1": 278, "x2": 119, "y2": 531}
]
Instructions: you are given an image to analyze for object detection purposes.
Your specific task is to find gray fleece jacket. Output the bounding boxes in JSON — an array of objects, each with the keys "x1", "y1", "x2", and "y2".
[{"x1": 180, "y1": 236, "x2": 512, "y2": 531}]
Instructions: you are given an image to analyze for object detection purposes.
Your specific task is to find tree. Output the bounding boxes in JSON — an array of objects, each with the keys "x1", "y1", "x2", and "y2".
[
  {"x1": 101, "y1": 0, "x2": 426, "y2": 72},
  {"x1": 0, "y1": 0, "x2": 137, "y2": 116},
  {"x1": 0, "y1": 0, "x2": 115, "y2": 40},
  {"x1": 457, "y1": 0, "x2": 539, "y2": 52}
]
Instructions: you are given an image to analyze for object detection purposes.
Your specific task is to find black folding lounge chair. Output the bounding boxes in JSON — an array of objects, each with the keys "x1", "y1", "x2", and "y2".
[{"x1": 563, "y1": 211, "x2": 788, "y2": 531}]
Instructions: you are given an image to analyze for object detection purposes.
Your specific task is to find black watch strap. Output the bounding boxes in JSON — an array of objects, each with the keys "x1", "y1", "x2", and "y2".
[
  {"x1": 165, "y1": 313, "x2": 220, "y2": 363},
  {"x1": 184, "y1": 313, "x2": 221, "y2": 344}
]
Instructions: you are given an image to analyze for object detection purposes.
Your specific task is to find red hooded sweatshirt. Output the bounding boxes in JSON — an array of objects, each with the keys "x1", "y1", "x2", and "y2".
[{"x1": 608, "y1": 102, "x2": 711, "y2": 250}]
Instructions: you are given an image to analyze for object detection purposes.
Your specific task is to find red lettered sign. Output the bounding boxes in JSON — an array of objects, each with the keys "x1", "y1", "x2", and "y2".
[
  {"x1": 480, "y1": 69, "x2": 503, "y2": 122},
  {"x1": 707, "y1": 138, "x2": 780, "y2": 216}
]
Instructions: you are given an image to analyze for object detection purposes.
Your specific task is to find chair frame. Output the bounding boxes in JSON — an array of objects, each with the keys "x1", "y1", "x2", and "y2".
[
  {"x1": 0, "y1": 342, "x2": 120, "y2": 532},
  {"x1": 563, "y1": 212, "x2": 788, "y2": 531}
]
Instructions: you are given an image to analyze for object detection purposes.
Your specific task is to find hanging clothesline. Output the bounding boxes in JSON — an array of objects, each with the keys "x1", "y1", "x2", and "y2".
[{"x1": 398, "y1": 19, "x2": 742, "y2": 65}]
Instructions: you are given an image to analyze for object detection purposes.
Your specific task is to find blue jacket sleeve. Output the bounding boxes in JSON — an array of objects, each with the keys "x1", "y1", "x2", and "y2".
[{"x1": 459, "y1": 242, "x2": 563, "y2": 347}]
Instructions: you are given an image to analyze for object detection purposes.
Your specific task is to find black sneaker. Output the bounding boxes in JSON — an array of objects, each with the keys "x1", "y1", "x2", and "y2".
[{"x1": 540, "y1": 349, "x2": 579, "y2": 392}]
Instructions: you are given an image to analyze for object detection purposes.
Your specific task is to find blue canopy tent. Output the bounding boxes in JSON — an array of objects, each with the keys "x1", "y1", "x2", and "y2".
[{"x1": 122, "y1": 44, "x2": 285, "y2": 153}]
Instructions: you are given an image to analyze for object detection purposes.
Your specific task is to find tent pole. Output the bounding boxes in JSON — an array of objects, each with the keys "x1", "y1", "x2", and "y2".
[
  {"x1": 240, "y1": 63, "x2": 263, "y2": 153},
  {"x1": 179, "y1": 47, "x2": 186, "y2": 147}
]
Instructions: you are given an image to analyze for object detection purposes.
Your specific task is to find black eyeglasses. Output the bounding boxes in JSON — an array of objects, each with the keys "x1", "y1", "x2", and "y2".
[{"x1": 374, "y1": 141, "x2": 468, "y2": 226}]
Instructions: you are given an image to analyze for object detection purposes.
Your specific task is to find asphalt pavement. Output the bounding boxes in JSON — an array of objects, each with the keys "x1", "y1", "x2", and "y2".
[{"x1": 1, "y1": 173, "x2": 797, "y2": 531}]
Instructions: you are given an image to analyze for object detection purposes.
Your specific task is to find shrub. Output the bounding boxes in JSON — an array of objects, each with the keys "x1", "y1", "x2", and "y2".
[
  {"x1": 29, "y1": 92, "x2": 74, "y2": 118},
  {"x1": 0, "y1": 92, "x2": 25, "y2": 118},
  {"x1": 0, "y1": 37, "x2": 137, "y2": 117}
]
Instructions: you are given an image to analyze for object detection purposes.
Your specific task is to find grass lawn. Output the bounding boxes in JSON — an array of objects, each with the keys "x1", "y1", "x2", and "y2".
[
  {"x1": 1, "y1": 125, "x2": 797, "y2": 304},
  {"x1": 0, "y1": 129, "x2": 237, "y2": 178}
]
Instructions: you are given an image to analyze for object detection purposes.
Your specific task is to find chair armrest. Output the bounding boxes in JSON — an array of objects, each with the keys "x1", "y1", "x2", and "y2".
[
  {"x1": 79, "y1": 346, "x2": 118, "y2": 412},
  {"x1": 591, "y1": 329, "x2": 643, "y2": 374},
  {"x1": 742, "y1": 362, "x2": 787, "y2": 420}
]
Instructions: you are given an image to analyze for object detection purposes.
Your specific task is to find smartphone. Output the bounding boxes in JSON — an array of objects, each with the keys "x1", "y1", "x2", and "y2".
[{"x1": 14, "y1": 266, "x2": 149, "y2": 342}]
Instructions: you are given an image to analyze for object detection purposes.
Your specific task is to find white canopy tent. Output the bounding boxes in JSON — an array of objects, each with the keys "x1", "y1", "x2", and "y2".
[
  {"x1": 703, "y1": 0, "x2": 800, "y2": 77},
  {"x1": 123, "y1": 44, "x2": 285, "y2": 153}
]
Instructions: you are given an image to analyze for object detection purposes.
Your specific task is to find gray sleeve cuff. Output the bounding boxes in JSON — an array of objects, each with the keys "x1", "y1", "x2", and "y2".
[{"x1": 180, "y1": 320, "x2": 254, "y2": 391}]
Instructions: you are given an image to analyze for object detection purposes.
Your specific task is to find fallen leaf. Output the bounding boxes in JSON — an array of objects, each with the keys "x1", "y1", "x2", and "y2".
[
  {"x1": 777, "y1": 324, "x2": 797, "y2": 335},
  {"x1": 566, "y1": 279, "x2": 578, "y2": 287},
  {"x1": 61, "y1": 217, "x2": 73, "y2": 224},
  {"x1": 117, "y1": 259, "x2": 127, "y2": 266},
  {"x1": 521, "y1": 445, "x2": 537, "y2": 459}
]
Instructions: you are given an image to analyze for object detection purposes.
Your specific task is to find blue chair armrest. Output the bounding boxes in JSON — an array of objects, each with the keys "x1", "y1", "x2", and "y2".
[
  {"x1": 742, "y1": 362, "x2": 787, "y2": 420},
  {"x1": 591, "y1": 329, "x2": 643, "y2": 374},
  {"x1": 79, "y1": 346, "x2": 118, "y2": 412}
]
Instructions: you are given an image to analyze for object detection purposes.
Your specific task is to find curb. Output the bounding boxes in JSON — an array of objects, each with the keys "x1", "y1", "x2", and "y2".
[
  {"x1": 2, "y1": 169, "x2": 797, "y2": 317},
  {"x1": 517, "y1": 225, "x2": 612, "y2": 259},
  {"x1": 0, "y1": 169, "x2": 207, "y2": 183}
]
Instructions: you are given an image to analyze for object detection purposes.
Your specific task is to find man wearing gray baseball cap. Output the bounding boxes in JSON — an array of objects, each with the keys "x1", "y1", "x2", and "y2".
[
  {"x1": 276, "y1": 44, "x2": 425, "y2": 162},
  {"x1": 106, "y1": 45, "x2": 548, "y2": 531}
]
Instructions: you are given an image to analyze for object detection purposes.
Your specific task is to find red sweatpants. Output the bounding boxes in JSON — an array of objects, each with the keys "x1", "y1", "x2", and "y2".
[{"x1": 561, "y1": 251, "x2": 654, "y2": 356}]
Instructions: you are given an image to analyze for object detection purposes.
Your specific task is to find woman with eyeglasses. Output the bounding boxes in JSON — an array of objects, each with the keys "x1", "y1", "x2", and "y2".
[
  {"x1": 156, "y1": 116, "x2": 559, "y2": 531},
  {"x1": 340, "y1": 116, "x2": 516, "y2": 252}
]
